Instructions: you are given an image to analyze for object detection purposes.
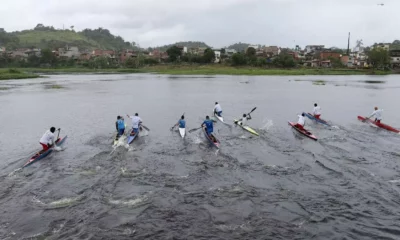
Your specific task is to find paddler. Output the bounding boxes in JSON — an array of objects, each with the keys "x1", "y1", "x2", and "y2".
[
  {"x1": 367, "y1": 107, "x2": 383, "y2": 123},
  {"x1": 214, "y1": 102, "x2": 223, "y2": 117},
  {"x1": 295, "y1": 113, "x2": 306, "y2": 130},
  {"x1": 39, "y1": 127, "x2": 56, "y2": 152},
  {"x1": 127, "y1": 113, "x2": 142, "y2": 135},
  {"x1": 313, "y1": 103, "x2": 321, "y2": 119},
  {"x1": 116, "y1": 116, "x2": 125, "y2": 139},
  {"x1": 173, "y1": 115, "x2": 186, "y2": 129},
  {"x1": 202, "y1": 116, "x2": 216, "y2": 140},
  {"x1": 239, "y1": 113, "x2": 252, "y2": 126}
]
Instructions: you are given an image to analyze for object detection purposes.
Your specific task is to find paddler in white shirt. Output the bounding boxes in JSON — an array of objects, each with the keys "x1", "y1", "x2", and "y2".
[
  {"x1": 313, "y1": 103, "x2": 322, "y2": 119},
  {"x1": 367, "y1": 107, "x2": 383, "y2": 123},
  {"x1": 39, "y1": 127, "x2": 56, "y2": 152},
  {"x1": 127, "y1": 113, "x2": 143, "y2": 135},
  {"x1": 214, "y1": 102, "x2": 223, "y2": 117},
  {"x1": 295, "y1": 113, "x2": 306, "y2": 130},
  {"x1": 239, "y1": 113, "x2": 252, "y2": 126}
]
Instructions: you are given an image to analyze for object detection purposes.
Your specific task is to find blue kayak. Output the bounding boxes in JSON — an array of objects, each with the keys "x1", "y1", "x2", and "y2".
[
  {"x1": 23, "y1": 136, "x2": 68, "y2": 168},
  {"x1": 303, "y1": 112, "x2": 331, "y2": 127},
  {"x1": 127, "y1": 127, "x2": 140, "y2": 144}
]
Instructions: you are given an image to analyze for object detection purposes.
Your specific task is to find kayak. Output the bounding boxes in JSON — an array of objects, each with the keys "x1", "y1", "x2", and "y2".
[
  {"x1": 23, "y1": 136, "x2": 68, "y2": 168},
  {"x1": 214, "y1": 112, "x2": 224, "y2": 123},
  {"x1": 202, "y1": 127, "x2": 220, "y2": 148},
  {"x1": 288, "y1": 122, "x2": 317, "y2": 141},
  {"x1": 304, "y1": 112, "x2": 331, "y2": 127},
  {"x1": 127, "y1": 127, "x2": 140, "y2": 144},
  {"x1": 234, "y1": 119, "x2": 259, "y2": 136},
  {"x1": 179, "y1": 128, "x2": 185, "y2": 138},
  {"x1": 357, "y1": 116, "x2": 400, "y2": 133}
]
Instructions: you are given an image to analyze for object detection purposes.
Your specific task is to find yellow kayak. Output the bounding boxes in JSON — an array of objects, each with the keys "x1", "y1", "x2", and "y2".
[{"x1": 234, "y1": 119, "x2": 259, "y2": 136}]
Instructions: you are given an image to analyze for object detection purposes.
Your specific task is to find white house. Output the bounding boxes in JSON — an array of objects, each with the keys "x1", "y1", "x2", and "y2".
[
  {"x1": 214, "y1": 50, "x2": 221, "y2": 63},
  {"x1": 225, "y1": 49, "x2": 237, "y2": 56},
  {"x1": 59, "y1": 46, "x2": 81, "y2": 59},
  {"x1": 305, "y1": 45, "x2": 325, "y2": 54}
]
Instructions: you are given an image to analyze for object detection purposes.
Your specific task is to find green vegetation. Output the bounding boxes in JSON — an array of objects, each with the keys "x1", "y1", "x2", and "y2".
[
  {"x1": 226, "y1": 42, "x2": 253, "y2": 52},
  {"x1": 47, "y1": 84, "x2": 64, "y2": 89},
  {"x1": 152, "y1": 41, "x2": 209, "y2": 52},
  {"x1": 367, "y1": 48, "x2": 390, "y2": 69},
  {"x1": 1, "y1": 24, "x2": 137, "y2": 50},
  {"x1": 312, "y1": 80, "x2": 326, "y2": 85},
  {"x1": 140, "y1": 65, "x2": 389, "y2": 76},
  {"x1": 0, "y1": 68, "x2": 40, "y2": 80}
]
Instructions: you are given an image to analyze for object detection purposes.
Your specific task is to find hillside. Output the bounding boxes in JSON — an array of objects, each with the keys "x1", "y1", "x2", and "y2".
[
  {"x1": 152, "y1": 41, "x2": 210, "y2": 51},
  {"x1": 1, "y1": 24, "x2": 136, "y2": 51}
]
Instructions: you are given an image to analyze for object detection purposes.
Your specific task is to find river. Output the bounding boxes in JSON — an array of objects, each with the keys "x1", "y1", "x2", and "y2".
[{"x1": 1, "y1": 74, "x2": 400, "y2": 239}]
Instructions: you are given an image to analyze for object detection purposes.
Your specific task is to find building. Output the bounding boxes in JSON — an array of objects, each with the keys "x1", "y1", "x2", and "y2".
[
  {"x1": 92, "y1": 49, "x2": 115, "y2": 57},
  {"x1": 305, "y1": 45, "x2": 324, "y2": 54},
  {"x1": 59, "y1": 46, "x2": 80, "y2": 59},
  {"x1": 224, "y1": 49, "x2": 237, "y2": 57},
  {"x1": 320, "y1": 51, "x2": 341, "y2": 60},
  {"x1": 213, "y1": 49, "x2": 221, "y2": 63},
  {"x1": 120, "y1": 50, "x2": 137, "y2": 63},
  {"x1": 263, "y1": 46, "x2": 280, "y2": 56},
  {"x1": 0, "y1": 47, "x2": 5, "y2": 53},
  {"x1": 374, "y1": 43, "x2": 390, "y2": 51},
  {"x1": 10, "y1": 48, "x2": 41, "y2": 59},
  {"x1": 390, "y1": 50, "x2": 400, "y2": 68}
]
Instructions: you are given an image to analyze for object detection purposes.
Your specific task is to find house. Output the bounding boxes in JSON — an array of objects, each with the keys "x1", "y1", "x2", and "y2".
[
  {"x1": 390, "y1": 50, "x2": 400, "y2": 68},
  {"x1": 79, "y1": 52, "x2": 91, "y2": 61},
  {"x1": 10, "y1": 48, "x2": 40, "y2": 59},
  {"x1": 263, "y1": 46, "x2": 280, "y2": 56},
  {"x1": 374, "y1": 43, "x2": 390, "y2": 51},
  {"x1": 245, "y1": 45, "x2": 259, "y2": 53},
  {"x1": 213, "y1": 49, "x2": 221, "y2": 63},
  {"x1": 188, "y1": 47, "x2": 207, "y2": 55},
  {"x1": 0, "y1": 47, "x2": 5, "y2": 53},
  {"x1": 224, "y1": 49, "x2": 237, "y2": 57},
  {"x1": 59, "y1": 46, "x2": 80, "y2": 59},
  {"x1": 92, "y1": 49, "x2": 115, "y2": 57},
  {"x1": 305, "y1": 45, "x2": 324, "y2": 54},
  {"x1": 320, "y1": 60, "x2": 331, "y2": 68},
  {"x1": 120, "y1": 50, "x2": 137, "y2": 63},
  {"x1": 320, "y1": 51, "x2": 341, "y2": 60}
]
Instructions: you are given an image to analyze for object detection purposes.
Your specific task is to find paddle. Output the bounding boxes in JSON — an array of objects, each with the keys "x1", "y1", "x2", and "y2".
[
  {"x1": 235, "y1": 107, "x2": 257, "y2": 125},
  {"x1": 189, "y1": 126, "x2": 203, "y2": 133},
  {"x1": 171, "y1": 112, "x2": 185, "y2": 130},
  {"x1": 141, "y1": 125, "x2": 150, "y2": 131}
]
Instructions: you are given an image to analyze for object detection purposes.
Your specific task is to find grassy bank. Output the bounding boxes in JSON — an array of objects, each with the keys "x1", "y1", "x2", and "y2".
[
  {"x1": 142, "y1": 65, "x2": 390, "y2": 75},
  {"x1": 19, "y1": 68, "x2": 145, "y2": 74},
  {"x1": 4, "y1": 65, "x2": 391, "y2": 77},
  {"x1": 0, "y1": 69, "x2": 41, "y2": 80}
]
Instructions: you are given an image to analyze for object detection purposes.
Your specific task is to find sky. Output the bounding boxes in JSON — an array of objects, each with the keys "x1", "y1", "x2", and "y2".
[{"x1": 0, "y1": 0, "x2": 398, "y2": 49}]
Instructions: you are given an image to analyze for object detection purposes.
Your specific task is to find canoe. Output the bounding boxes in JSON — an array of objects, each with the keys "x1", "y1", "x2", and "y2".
[
  {"x1": 23, "y1": 136, "x2": 68, "y2": 168},
  {"x1": 288, "y1": 121, "x2": 317, "y2": 141},
  {"x1": 357, "y1": 116, "x2": 400, "y2": 133},
  {"x1": 214, "y1": 112, "x2": 224, "y2": 123},
  {"x1": 179, "y1": 128, "x2": 185, "y2": 138},
  {"x1": 202, "y1": 127, "x2": 220, "y2": 148},
  {"x1": 234, "y1": 119, "x2": 259, "y2": 136},
  {"x1": 304, "y1": 112, "x2": 331, "y2": 127},
  {"x1": 127, "y1": 127, "x2": 140, "y2": 144}
]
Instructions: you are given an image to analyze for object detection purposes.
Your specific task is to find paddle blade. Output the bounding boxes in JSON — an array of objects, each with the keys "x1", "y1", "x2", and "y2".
[{"x1": 249, "y1": 107, "x2": 257, "y2": 114}]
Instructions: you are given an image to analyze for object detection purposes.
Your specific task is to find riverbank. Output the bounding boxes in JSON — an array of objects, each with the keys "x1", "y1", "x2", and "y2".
[
  {"x1": 0, "y1": 65, "x2": 391, "y2": 79},
  {"x1": 142, "y1": 65, "x2": 389, "y2": 75},
  {"x1": 0, "y1": 69, "x2": 41, "y2": 80}
]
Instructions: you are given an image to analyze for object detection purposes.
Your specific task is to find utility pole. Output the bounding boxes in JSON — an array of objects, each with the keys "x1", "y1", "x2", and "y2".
[{"x1": 347, "y1": 32, "x2": 350, "y2": 55}]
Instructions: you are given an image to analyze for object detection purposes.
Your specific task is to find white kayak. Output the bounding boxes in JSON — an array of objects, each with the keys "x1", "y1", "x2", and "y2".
[
  {"x1": 179, "y1": 128, "x2": 185, "y2": 138},
  {"x1": 214, "y1": 112, "x2": 224, "y2": 123}
]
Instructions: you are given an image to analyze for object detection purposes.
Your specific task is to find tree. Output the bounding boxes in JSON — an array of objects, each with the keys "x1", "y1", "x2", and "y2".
[
  {"x1": 166, "y1": 46, "x2": 182, "y2": 62},
  {"x1": 328, "y1": 56, "x2": 344, "y2": 68},
  {"x1": 41, "y1": 48, "x2": 56, "y2": 66},
  {"x1": 367, "y1": 48, "x2": 390, "y2": 69},
  {"x1": 246, "y1": 47, "x2": 256, "y2": 57},
  {"x1": 203, "y1": 48, "x2": 215, "y2": 63},
  {"x1": 231, "y1": 53, "x2": 247, "y2": 66},
  {"x1": 70, "y1": 26, "x2": 74, "y2": 31},
  {"x1": 273, "y1": 54, "x2": 296, "y2": 68}
]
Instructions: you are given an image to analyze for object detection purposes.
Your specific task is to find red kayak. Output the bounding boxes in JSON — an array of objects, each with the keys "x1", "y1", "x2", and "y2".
[
  {"x1": 357, "y1": 116, "x2": 400, "y2": 133},
  {"x1": 288, "y1": 122, "x2": 318, "y2": 141}
]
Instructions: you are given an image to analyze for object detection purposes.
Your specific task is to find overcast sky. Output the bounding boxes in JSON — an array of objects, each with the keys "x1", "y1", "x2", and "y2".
[{"x1": 0, "y1": 0, "x2": 397, "y2": 48}]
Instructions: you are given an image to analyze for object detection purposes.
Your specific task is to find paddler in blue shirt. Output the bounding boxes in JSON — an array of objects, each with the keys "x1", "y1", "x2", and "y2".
[
  {"x1": 202, "y1": 116, "x2": 217, "y2": 140},
  {"x1": 175, "y1": 115, "x2": 186, "y2": 129},
  {"x1": 116, "y1": 116, "x2": 125, "y2": 138}
]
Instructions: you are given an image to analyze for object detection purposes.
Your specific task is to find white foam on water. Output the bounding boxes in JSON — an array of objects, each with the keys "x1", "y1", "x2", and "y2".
[
  {"x1": 388, "y1": 179, "x2": 400, "y2": 183},
  {"x1": 108, "y1": 195, "x2": 149, "y2": 207},
  {"x1": 261, "y1": 119, "x2": 274, "y2": 131}
]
